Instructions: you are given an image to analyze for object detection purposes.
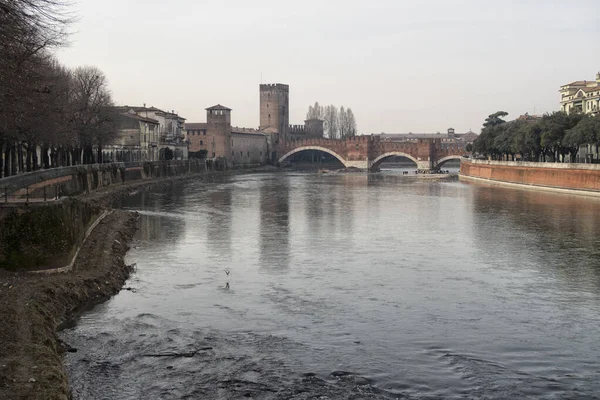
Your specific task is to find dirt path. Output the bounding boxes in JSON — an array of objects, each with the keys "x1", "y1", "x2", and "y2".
[{"x1": 0, "y1": 211, "x2": 139, "y2": 400}]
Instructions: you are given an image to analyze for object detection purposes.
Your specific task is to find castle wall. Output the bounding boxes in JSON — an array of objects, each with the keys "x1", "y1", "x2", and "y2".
[{"x1": 231, "y1": 133, "x2": 268, "y2": 165}]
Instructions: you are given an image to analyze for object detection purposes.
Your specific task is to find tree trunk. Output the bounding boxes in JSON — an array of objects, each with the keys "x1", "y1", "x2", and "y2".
[
  {"x1": 4, "y1": 146, "x2": 11, "y2": 177},
  {"x1": 17, "y1": 142, "x2": 24, "y2": 173},
  {"x1": 10, "y1": 145, "x2": 17, "y2": 176},
  {"x1": 26, "y1": 143, "x2": 32, "y2": 172}
]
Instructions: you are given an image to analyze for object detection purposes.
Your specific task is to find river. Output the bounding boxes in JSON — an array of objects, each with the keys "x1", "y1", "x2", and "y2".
[{"x1": 60, "y1": 171, "x2": 600, "y2": 399}]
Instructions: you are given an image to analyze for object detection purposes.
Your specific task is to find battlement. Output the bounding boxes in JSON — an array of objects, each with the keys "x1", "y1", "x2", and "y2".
[
  {"x1": 260, "y1": 83, "x2": 289, "y2": 92},
  {"x1": 346, "y1": 135, "x2": 372, "y2": 142},
  {"x1": 289, "y1": 124, "x2": 306, "y2": 134}
]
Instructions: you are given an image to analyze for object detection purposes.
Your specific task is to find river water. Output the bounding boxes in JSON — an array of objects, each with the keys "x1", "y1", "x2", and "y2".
[{"x1": 60, "y1": 171, "x2": 600, "y2": 399}]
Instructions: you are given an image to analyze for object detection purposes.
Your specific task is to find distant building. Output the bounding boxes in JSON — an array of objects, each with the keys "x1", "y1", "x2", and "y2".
[
  {"x1": 187, "y1": 105, "x2": 268, "y2": 166},
  {"x1": 115, "y1": 106, "x2": 188, "y2": 160},
  {"x1": 187, "y1": 83, "x2": 323, "y2": 166},
  {"x1": 104, "y1": 111, "x2": 160, "y2": 162},
  {"x1": 516, "y1": 113, "x2": 543, "y2": 122},
  {"x1": 559, "y1": 72, "x2": 600, "y2": 115},
  {"x1": 377, "y1": 128, "x2": 477, "y2": 148},
  {"x1": 258, "y1": 83, "x2": 324, "y2": 146}
]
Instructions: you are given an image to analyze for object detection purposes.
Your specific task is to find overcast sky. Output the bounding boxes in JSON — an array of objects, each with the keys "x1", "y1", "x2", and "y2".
[{"x1": 57, "y1": 0, "x2": 600, "y2": 133}]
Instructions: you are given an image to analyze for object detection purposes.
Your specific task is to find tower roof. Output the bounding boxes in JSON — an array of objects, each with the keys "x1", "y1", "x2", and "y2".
[{"x1": 206, "y1": 104, "x2": 231, "y2": 111}]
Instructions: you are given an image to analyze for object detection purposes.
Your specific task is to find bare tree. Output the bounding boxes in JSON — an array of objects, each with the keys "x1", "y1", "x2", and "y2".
[
  {"x1": 346, "y1": 108, "x2": 357, "y2": 137},
  {"x1": 323, "y1": 105, "x2": 338, "y2": 139},
  {"x1": 0, "y1": 0, "x2": 74, "y2": 176},
  {"x1": 69, "y1": 66, "x2": 117, "y2": 164},
  {"x1": 338, "y1": 106, "x2": 347, "y2": 139},
  {"x1": 307, "y1": 101, "x2": 324, "y2": 120}
]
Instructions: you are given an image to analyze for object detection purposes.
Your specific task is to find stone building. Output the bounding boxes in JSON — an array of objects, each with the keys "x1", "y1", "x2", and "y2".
[
  {"x1": 187, "y1": 105, "x2": 268, "y2": 166},
  {"x1": 259, "y1": 84, "x2": 290, "y2": 139},
  {"x1": 186, "y1": 83, "x2": 323, "y2": 166},
  {"x1": 560, "y1": 72, "x2": 600, "y2": 115},
  {"x1": 258, "y1": 83, "x2": 324, "y2": 155},
  {"x1": 115, "y1": 106, "x2": 188, "y2": 160},
  {"x1": 104, "y1": 111, "x2": 160, "y2": 162}
]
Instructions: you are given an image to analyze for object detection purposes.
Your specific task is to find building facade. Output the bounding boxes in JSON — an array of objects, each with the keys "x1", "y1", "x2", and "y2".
[
  {"x1": 115, "y1": 106, "x2": 188, "y2": 160},
  {"x1": 104, "y1": 111, "x2": 160, "y2": 162},
  {"x1": 187, "y1": 105, "x2": 268, "y2": 166},
  {"x1": 559, "y1": 72, "x2": 600, "y2": 115}
]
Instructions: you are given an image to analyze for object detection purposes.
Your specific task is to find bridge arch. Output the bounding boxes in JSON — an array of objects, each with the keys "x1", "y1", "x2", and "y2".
[
  {"x1": 371, "y1": 152, "x2": 419, "y2": 169},
  {"x1": 278, "y1": 146, "x2": 347, "y2": 167},
  {"x1": 435, "y1": 155, "x2": 463, "y2": 168}
]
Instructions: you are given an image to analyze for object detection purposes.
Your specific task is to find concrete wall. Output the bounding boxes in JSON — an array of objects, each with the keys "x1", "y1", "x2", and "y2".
[{"x1": 460, "y1": 159, "x2": 600, "y2": 192}]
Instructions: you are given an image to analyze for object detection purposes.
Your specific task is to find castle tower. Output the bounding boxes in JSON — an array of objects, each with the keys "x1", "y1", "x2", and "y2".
[
  {"x1": 305, "y1": 118, "x2": 324, "y2": 138},
  {"x1": 206, "y1": 104, "x2": 232, "y2": 164},
  {"x1": 259, "y1": 84, "x2": 289, "y2": 140}
]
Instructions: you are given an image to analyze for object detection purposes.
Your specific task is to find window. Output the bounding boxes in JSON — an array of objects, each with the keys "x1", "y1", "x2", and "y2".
[
  {"x1": 200, "y1": 140, "x2": 203, "y2": 145},
  {"x1": 212, "y1": 152, "x2": 215, "y2": 158},
  {"x1": 268, "y1": 114, "x2": 271, "y2": 118},
  {"x1": 240, "y1": 151, "x2": 243, "y2": 157},
  {"x1": 260, "y1": 151, "x2": 262, "y2": 156},
  {"x1": 203, "y1": 131, "x2": 206, "y2": 135},
  {"x1": 247, "y1": 151, "x2": 250, "y2": 157}
]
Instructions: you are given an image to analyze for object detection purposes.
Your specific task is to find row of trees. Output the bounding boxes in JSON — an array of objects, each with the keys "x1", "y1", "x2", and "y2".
[
  {"x1": 0, "y1": 0, "x2": 118, "y2": 178},
  {"x1": 472, "y1": 111, "x2": 600, "y2": 162},
  {"x1": 306, "y1": 102, "x2": 357, "y2": 139}
]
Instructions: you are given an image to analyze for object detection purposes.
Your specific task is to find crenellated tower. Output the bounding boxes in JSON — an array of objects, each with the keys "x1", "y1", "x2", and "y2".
[
  {"x1": 259, "y1": 84, "x2": 289, "y2": 141},
  {"x1": 206, "y1": 104, "x2": 232, "y2": 164}
]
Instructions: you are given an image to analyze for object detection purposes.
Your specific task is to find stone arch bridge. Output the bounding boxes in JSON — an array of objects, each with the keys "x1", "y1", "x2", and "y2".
[{"x1": 276, "y1": 136, "x2": 467, "y2": 171}]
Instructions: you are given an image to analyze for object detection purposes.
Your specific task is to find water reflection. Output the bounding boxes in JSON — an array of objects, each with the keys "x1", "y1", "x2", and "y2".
[
  {"x1": 61, "y1": 172, "x2": 600, "y2": 400},
  {"x1": 471, "y1": 184, "x2": 600, "y2": 294},
  {"x1": 205, "y1": 186, "x2": 233, "y2": 263},
  {"x1": 259, "y1": 179, "x2": 290, "y2": 271}
]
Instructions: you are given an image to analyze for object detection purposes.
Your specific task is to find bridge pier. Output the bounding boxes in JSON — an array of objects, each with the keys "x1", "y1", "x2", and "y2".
[
  {"x1": 346, "y1": 160, "x2": 369, "y2": 170},
  {"x1": 417, "y1": 160, "x2": 433, "y2": 172}
]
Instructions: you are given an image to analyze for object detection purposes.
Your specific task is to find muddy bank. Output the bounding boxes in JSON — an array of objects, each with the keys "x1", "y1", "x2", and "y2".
[
  {"x1": 0, "y1": 211, "x2": 139, "y2": 400},
  {"x1": 0, "y1": 166, "x2": 280, "y2": 399}
]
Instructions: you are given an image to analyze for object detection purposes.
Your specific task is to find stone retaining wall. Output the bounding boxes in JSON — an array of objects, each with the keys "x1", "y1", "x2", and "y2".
[
  {"x1": 0, "y1": 160, "x2": 208, "y2": 202},
  {"x1": 460, "y1": 159, "x2": 600, "y2": 193}
]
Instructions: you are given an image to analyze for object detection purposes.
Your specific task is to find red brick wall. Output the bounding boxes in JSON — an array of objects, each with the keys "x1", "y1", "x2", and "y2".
[{"x1": 460, "y1": 160, "x2": 600, "y2": 192}]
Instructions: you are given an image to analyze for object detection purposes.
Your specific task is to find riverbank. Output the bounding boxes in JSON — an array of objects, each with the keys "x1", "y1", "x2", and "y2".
[
  {"x1": 460, "y1": 159, "x2": 600, "y2": 197},
  {"x1": 0, "y1": 210, "x2": 138, "y2": 400},
  {"x1": 0, "y1": 165, "x2": 279, "y2": 399}
]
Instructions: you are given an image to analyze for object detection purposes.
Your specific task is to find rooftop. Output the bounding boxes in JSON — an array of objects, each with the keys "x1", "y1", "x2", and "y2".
[
  {"x1": 206, "y1": 104, "x2": 232, "y2": 111},
  {"x1": 186, "y1": 123, "x2": 207, "y2": 130}
]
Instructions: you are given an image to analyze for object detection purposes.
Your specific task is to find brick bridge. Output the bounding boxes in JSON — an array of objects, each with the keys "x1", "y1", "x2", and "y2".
[{"x1": 276, "y1": 136, "x2": 467, "y2": 171}]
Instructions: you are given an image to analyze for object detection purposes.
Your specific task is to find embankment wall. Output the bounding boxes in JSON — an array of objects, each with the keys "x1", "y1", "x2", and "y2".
[
  {"x1": 0, "y1": 160, "x2": 209, "y2": 270},
  {"x1": 460, "y1": 160, "x2": 600, "y2": 195},
  {"x1": 0, "y1": 159, "x2": 210, "y2": 201}
]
